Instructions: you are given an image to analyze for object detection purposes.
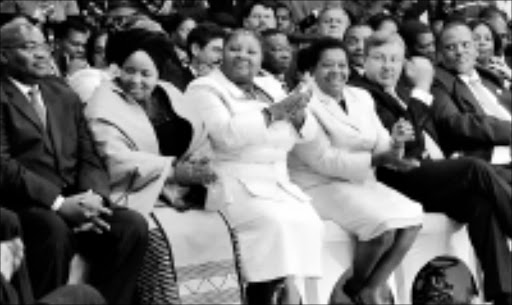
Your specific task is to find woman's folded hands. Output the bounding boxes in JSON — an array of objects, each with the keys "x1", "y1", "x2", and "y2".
[
  {"x1": 373, "y1": 118, "x2": 420, "y2": 171},
  {"x1": 172, "y1": 157, "x2": 218, "y2": 186}
]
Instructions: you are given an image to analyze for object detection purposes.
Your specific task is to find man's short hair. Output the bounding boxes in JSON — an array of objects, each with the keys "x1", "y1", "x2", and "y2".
[
  {"x1": 438, "y1": 20, "x2": 471, "y2": 46},
  {"x1": 367, "y1": 13, "x2": 398, "y2": 31},
  {"x1": 343, "y1": 22, "x2": 372, "y2": 41},
  {"x1": 186, "y1": 23, "x2": 225, "y2": 55},
  {"x1": 364, "y1": 31, "x2": 405, "y2": 56},
  {"x1": 317, "y1": 6, "x2": 349, "y2": 24},
  {"x1": 260, "y1": 28, "x2": 287, "y2": 40},
  {"x1": 55, "y1": 17, "x2": 90, "y2": 40},
  {"x1": 275, "y1": 2, "x2": 293, "y2": 20},
  {"x1": 241, "y1": 1, "x2": 276, "y2": 23}
]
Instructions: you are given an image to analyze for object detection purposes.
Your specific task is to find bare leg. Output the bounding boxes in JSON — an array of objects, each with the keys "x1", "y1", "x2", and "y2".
[
  {"x1": 359, "y1": 225, "x2": 421, "y2": 304},
  {"x1": 350, "y1": 231, "x2": 396, "y2": 288}
]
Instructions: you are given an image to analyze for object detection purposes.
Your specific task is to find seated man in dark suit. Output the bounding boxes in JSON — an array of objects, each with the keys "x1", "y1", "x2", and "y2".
[
  {"x1": 432, "y1": 21, "x2": 511, "y2": 184},
  {"x1": 0, "y1": 18, "x2": 148, "y2": 304},
  {"x1": 0, "y1": 207, "x2": 105, "y2": 305},
  {"x1": 351, "y1": 31, "x2": 512, "y2": 305}
]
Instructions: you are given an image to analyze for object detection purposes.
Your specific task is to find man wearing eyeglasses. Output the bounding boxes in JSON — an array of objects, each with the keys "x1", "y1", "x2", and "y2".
[{"x1": 0, "y1": 17, "x2": 148, "y2": 305}]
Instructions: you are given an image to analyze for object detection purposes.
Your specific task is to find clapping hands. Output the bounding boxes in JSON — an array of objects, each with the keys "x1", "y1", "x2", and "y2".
[
  {"x1": 373, "y1": 118, "x2": 420, "y2": 172},
  {"x1": 391, "y1": 118, "x2": 415, "y2": 145},
  {"x1": 266, "y1": 83, "x2": 312, "y2": 125}
]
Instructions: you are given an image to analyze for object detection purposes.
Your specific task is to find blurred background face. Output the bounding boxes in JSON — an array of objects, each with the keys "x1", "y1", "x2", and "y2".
[
  {"x1": 62, "y1": 29, "x2": 90, "y2": 60},
  {"x1": 364, "y1": 41, "x2": 405, "y2": 90},
  {"x1": 440, "y1": 25, "x2": 478, "y2": 75},
  {"x1": 1, "y1": 24, "x2": 51, "y2": 81},
  {"x1": 472, "y1": 24, "x2": 495, "y2": 65},
  {"x1": 175, "y1": 18, "x2": 196, "y2": 48},
  {"x1": 317, "y1": 8, "x2": 350, "y2": 40},
  {"x1": 244, "y1": 4, "x2": 276, "y2": 33},
  {"x1": 414, "y1": 32, "x2": 436, "y2": 62},
  {"x1": 487, "y1": 15, "x2": 510, "y2": 52},
  {"x1": 193, "y1": 37, "x2": 224, "y2": 72},
  {"x1": 377, "y1": 20, "x2": 398, "y2": 36},
  {"x1": 263, "y1": 33, "x2": 292, "y2": 74},
  {"x1": 118, "y1": 50, "x2": 159, "y2": 103},
  {"x1": 344, "y1": 25, "x2": 373, "y2": 68},
  {"x1": 222, "y1": 32, "x2": 262, "y2": 84},
  {"x1": 313, "y1": 48, "x2": 349, "y2": 98},
  {"x1": 276, "y1": 7, "x2": 293, "y2": 33},
  {"x1": 106, "y1": 6, "x2": 138, "y2": 31},
  {"x1": 92, "y1": 33, "x2": 108, "y2": 68}
]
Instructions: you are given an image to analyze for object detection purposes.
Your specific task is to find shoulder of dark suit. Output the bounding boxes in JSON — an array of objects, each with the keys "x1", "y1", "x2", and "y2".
[
  {"x1": 36, "y1": 76, "x2": 83, "y2": 105},
  {"x1": 434, "y1": 65, "x2": 506, "y2": 92}
]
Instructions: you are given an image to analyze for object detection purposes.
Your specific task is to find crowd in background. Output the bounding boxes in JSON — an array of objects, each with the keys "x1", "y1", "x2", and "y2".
[{"x1": 0, "y1": 0, "x2": 511, "y2": 304}]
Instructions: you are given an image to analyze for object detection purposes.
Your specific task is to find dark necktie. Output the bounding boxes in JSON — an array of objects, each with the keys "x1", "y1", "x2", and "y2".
[
  {"x1": 339, "y1": 98, "x2": 348, "y2": 113},
  {"x1": 28, "y1": 87, "x2": 47, "y2": 129}
]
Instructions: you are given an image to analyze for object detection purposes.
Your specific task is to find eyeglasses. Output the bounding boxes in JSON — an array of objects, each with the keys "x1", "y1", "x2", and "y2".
[{"x1": 4, "y1": 42, "x2": 51, "y2": 53}]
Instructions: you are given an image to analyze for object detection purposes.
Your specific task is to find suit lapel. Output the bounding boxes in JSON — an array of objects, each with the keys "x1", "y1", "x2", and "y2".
[
  {"x1": 311, "y1": 82, "x2": 360, "y2": 131},
  {"x1": 453, "y1": 78, "x2": 488, "y2": 114},
  {"x1": 2, "y1": 78, "x2": 45, "y2": 133}
]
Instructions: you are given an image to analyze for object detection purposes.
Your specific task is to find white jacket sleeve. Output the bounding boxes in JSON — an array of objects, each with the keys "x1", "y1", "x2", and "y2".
[
  {"x1": 184, "y1": 88, "x2": 271, "y2": 151},
  {"x1": 88, "y1": 117, "x2": 175, "y2": 191},
  {"x1": 292, "y1": 116, "x2": 373, "y2": 183}
]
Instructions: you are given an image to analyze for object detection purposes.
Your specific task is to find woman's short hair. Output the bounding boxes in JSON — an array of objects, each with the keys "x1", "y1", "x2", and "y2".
[
  {"x1": 469, "y1": 19, "x2": 503, "y2": 56},
  {"x1": 105, "y1": 28, "x2": 174, "y2": 75},
  {"x1": 299, "y1": 37, "x2": 347, "y2": 72},
  {"x1": 364, "y1": 31, "x2": 405, "y2": 56}
]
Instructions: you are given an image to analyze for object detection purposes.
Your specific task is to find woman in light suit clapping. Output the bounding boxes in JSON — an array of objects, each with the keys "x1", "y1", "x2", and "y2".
[{"x1": 183, "y1": 29, "x2": 323, "y2": 304}]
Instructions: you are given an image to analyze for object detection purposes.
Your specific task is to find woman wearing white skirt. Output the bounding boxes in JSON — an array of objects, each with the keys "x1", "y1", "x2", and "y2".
[
  {"x1": 183, "y1": 29, "x2": 323, "y2": 304},
  {"x1": 289, "y1": 38, "x2": 423, "y2": 304}
]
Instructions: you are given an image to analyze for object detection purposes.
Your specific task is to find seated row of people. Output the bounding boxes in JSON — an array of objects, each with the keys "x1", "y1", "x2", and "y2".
[{"x1": 1, "y1": 13, "x2": 511, "y2": 305}]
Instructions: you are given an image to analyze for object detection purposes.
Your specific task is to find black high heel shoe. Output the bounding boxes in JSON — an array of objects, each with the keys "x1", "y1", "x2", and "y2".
[{"x1": 342, "y1": 278, "x2": 365, "y2": 305}]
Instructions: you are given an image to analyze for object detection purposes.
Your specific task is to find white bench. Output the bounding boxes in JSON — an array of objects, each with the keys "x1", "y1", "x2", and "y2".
[
  {"x1": 304, "y1": 213, "x2": 482, "y2": 304},
  {"x1": 69, "y1": 213, "x2": 484, "y2": 304}
]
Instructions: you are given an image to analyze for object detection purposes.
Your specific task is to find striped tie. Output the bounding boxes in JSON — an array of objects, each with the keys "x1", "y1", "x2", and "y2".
[{"x1": 28, "y1": 87, "x2": 47, "y2": 129}]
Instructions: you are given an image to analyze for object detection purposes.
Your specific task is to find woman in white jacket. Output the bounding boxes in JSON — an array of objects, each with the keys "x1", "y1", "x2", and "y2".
[
  {"x1": 85, "y1": 28, "x2": 242, "y2": 304},
  {"x1": 183, "y1": 29, "x2": 323, "y2": 304},
  {"x1": 289, "y1": 38, "x2": 423, "y2": 304}
]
